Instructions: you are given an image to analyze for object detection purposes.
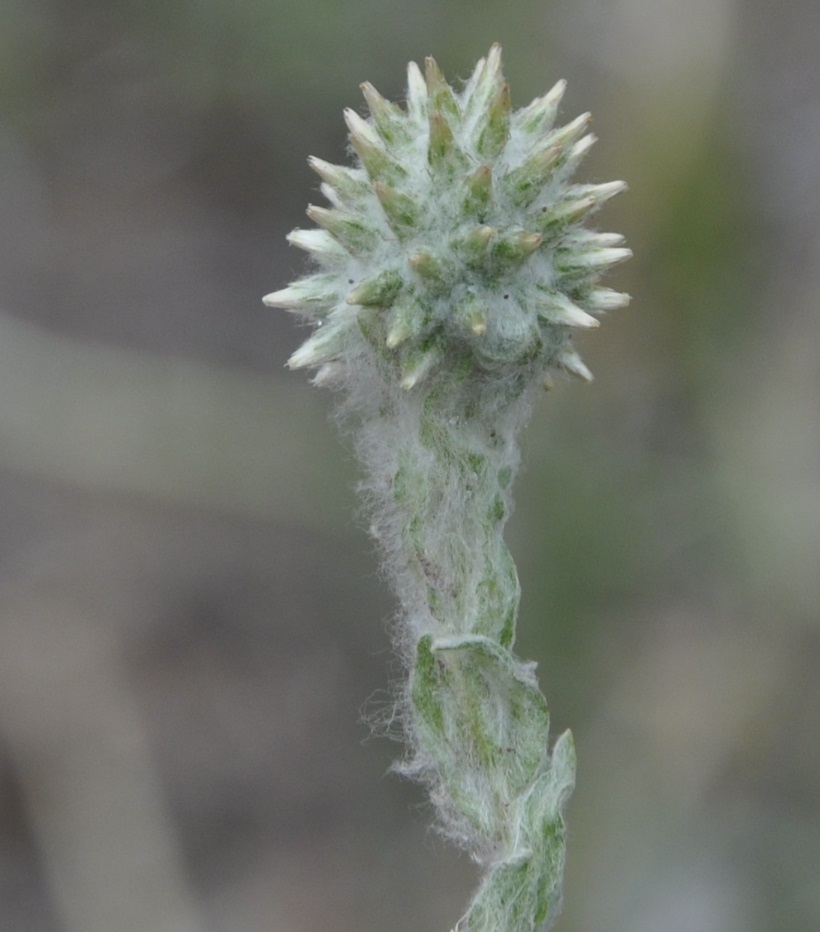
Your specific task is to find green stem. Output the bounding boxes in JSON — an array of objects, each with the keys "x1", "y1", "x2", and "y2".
[{"x1": 375, "y1": 374, "x2": 576, "y2": 931}]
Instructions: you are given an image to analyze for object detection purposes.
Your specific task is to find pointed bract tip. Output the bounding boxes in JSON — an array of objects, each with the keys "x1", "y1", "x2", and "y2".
[
  {"x1": 594, "y1": 246, "x2": 633, "y2": 267},
  {"x1": 306, "y1": 203, "x2": 331, "y2": 225},
  {"x1": 359, "y1": 81, "x2": 387, "y2": 114},
  {"x1": 594, "y1": 179, "x2": 628, "y2": 201},
  {"x1": 424, "y1": 55, "x2": 446, "y2": 87},
  {"x1": 570, "y1": 134, "x2": 597, "y2": 161},
  {"x1": 399, "y1": 345, "x2": 439, "y2": 389},
  {"x1": 311, "y1": 362, "x2": 345, "y2": 387},
  {"x1": 536, "y1": 291, "x2": 600, "y2": 329},
  {"x1": 406, "y1": 60, "x2": 428, "y2": 119},
  {"x1": 547, "y1": 78, "x2": 567, "y2": 101},
  {"x1": 517, "y1": 231, "x2": 544, "y2": 255},
  {"x1": 262, "y1": 289, "x2": 287, "y2": 308},
  {"x1": 346, "y1": 270, "x2": 403, "y2": 308},
  {"x1": 585, "y1": 288, "x2": 631, "y2": 312},
  {"x1": 286, "y1": 228, "x2": 346, "y2": 258},
  {"x1": 343, "y1": 107, "x2": 379, "y2": 145},
  {"x1": 385, "y1": 329, "x2": 403, "y2": 350},
  {"x1": 409, "y1": 249, "x2": 447, "y2": 283},
  {"x1": 286, "y1": 344, "x2": 314, "y2": 369},
  {"x1": 558, "y1": 350, "x2": 594, "y2": 382},
  {"x1": 486, "y1": 42, "x2": 503, "y2": 70},
  {"x1": 264, "y1": 280, "x2": 334, "y2": 310}
]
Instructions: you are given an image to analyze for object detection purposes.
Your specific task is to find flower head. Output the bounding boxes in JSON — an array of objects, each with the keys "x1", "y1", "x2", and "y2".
[{"x1": 265, "y1": 44, "x2": 629, "y2": 391}]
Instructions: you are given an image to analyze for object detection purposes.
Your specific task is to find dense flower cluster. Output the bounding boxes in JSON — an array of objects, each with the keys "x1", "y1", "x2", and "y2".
[{"x1": 265, "y1": 44, "x2": 629, "y2": 392}]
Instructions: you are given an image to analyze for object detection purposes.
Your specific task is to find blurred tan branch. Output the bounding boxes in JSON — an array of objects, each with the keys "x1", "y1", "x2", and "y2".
[
  {"x1": 0, "y1": 311, "x2": 342, "y2": 527},
  {"x1": 0, "y1": 591, "x2": 208, "y2": 932}
]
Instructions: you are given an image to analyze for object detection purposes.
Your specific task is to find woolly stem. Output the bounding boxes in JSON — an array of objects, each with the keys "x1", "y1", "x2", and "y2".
[{"x1": 354, "y1": 360, "x2": 576, "y2": 931}]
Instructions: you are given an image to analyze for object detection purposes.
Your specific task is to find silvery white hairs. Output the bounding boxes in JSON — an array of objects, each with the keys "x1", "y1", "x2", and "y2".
[{"x1": 266, "y1": 45, "x2": 629, "y2": 931}]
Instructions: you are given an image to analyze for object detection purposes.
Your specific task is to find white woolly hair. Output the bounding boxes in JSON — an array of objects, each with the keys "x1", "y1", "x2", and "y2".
[{"x1": 269, "y1": 44, "x2": 629, "y2": 931}]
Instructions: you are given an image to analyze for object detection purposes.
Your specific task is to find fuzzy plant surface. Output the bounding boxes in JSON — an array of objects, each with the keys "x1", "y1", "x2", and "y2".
[{"x1": 265, "y1": 45, "x2": 629, "y2": 932}]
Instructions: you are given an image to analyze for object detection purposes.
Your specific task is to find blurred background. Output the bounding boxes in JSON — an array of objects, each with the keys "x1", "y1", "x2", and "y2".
[{"x1": 1, "y1": 1, "x2": 818, "y2": 930}]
